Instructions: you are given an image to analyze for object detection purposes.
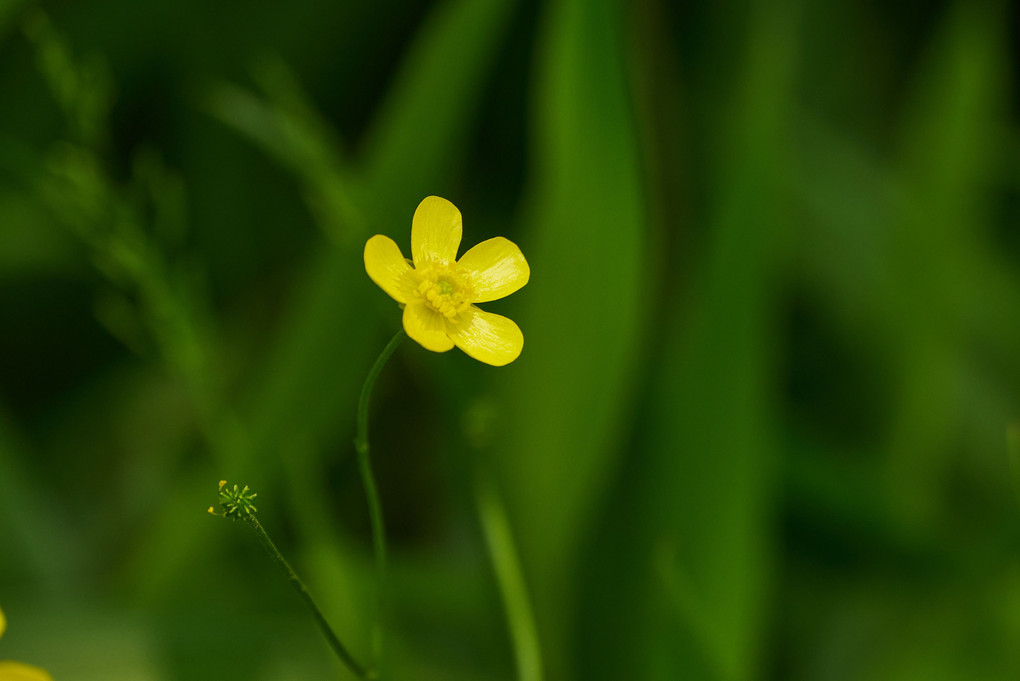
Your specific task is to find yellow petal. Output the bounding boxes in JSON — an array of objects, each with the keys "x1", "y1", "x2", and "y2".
[
  {"x1": 0, "y1": 606, "x2": 5, "y2": 639},
  {"x1": 364, "y1": 235, "x2": 416, "y2": 303},
  {"x1": 0, "y1": 661, "x2": 54, "y2": 681},
  {"x1": 411, "y1": 196, "x2": 462, "y2": 267},
  {"x1": 457, "y1": 237, "x2": 530, "y2": 303},
  {"x1": 449, "y1": 306, "x2": 523, "y2": 366},
  {"x1": 403, "y1": 302, "x2": 454, "y2": 352}
]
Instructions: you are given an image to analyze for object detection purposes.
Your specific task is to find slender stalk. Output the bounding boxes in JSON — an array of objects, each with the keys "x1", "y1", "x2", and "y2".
[
  {"x1": 475, "y1": 466, "x2": 544, "y2": 681},
  {"x1": 353, "y1": 328, "x2": 405, "y2": 660},
  {"x1": 242, "y1": 513, "x2": 374, "y2": 680}
]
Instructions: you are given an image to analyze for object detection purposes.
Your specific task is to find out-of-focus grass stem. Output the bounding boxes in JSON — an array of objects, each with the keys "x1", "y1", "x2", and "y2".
[{"x1": 476, "y1": 466, "x2": 543, "y2": 681}]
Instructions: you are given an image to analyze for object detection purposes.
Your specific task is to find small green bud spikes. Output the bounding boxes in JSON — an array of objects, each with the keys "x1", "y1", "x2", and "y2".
[{"x1": 211, "y1": 480, "x2": 258, "y2": 518}]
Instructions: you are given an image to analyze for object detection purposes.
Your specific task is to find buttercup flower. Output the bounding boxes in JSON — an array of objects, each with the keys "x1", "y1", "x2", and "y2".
[
  {"x1": 365, "y1": 196, "x2": 529, "y2": 366},
  {"x1": 0, "y1": 606, "x2": 53, "y2": 681}
]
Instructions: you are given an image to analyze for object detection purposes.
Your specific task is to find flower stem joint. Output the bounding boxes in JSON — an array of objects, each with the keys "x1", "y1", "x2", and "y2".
[{"x1": 209, "y1": 480, "x2": 258, "y2": 519}]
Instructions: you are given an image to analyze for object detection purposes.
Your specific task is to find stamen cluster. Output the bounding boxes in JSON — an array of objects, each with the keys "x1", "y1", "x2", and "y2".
[{"x1": 414, "y1": 264, "x2": 474, "y2": 320}]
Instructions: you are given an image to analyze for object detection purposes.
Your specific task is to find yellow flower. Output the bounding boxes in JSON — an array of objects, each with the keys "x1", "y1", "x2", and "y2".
[
  {"x1": 0, "y1": 606, "x2": 53, "y2": 681},
  {"x1": 364, "y1": 196, "x2": 529, "y2": 366}
]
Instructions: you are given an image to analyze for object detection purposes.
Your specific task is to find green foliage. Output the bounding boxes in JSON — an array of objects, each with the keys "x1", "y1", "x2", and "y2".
[{"x1": 1, "y1": 0, "x2": 1019, "y2": 679}]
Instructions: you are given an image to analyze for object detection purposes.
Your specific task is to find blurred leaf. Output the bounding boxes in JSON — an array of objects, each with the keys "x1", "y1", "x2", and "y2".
[
  {"x1": 0, "y1": 405, "x2": 76, "y2": 587},
  {"x1": 21, "y1": 9, "x2": 113, "y2": 148},
  {"x1": 881, "y1": 1, "x2": 1010, "y2": 527},
  {"x1": 359, "y1": 0, "x2": 517, "y2": 215},
  {"x1": 0, "y1": 191, "x2": 82, "y2": 278},
  {"x1": 0, "y1": 0, "x2": 29, "y2": 36},
  {"x1": 610, "y1": 3, "x2": 801, "y2": 680},
  {"x1": 204, "y1": 58, "x2": 366, "y2": 243},
  {"x1": 492, "y1": 0, "x2": 650, "y2": 676},
  {"x1": 9, "y1": 606, "x2": 163, "y2": 681}
]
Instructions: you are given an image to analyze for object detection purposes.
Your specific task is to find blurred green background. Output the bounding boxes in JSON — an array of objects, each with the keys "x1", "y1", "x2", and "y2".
[{"x1": 1, "y1": 0, "x2": 1019, "y2": 678}]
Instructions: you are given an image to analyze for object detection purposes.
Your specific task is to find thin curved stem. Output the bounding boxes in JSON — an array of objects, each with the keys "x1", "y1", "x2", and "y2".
[
  {"x1": 354, "y1": 327, "x2": 405, "y2": 661},
  {"x1": 243, "y1": 513, "x2": 374, "y2": 679},
  {"x1": 475, "y1": 465, "x2": 544, "y2": 681}
]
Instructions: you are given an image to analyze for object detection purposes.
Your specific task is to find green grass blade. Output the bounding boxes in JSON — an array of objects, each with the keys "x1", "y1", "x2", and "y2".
[
  {"x1": 631, "y1": 5, "x2": 801, "y2": 680},
  {"x1": 359, "y1": 0, "x2": 517, "y2": 209},
  {"x1": 494, "y1": 0, "x2": 649, "y2": 675}
]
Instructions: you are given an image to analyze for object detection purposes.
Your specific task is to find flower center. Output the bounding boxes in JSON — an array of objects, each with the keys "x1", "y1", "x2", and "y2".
[{"x1": 414, "y1": 263, "x2": 474, "y2": 319}]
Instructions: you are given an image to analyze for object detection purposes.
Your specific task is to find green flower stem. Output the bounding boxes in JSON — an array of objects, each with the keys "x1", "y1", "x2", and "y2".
[
  {"x1": 475, "y1": 466, "x2": 544, "y2": 681},
  {"x1": 353, "y1": 327, "x2": 406, "y2": 660},
  {"x1": 242, "y1": 512, "x2": 374, "y2": 680}
]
